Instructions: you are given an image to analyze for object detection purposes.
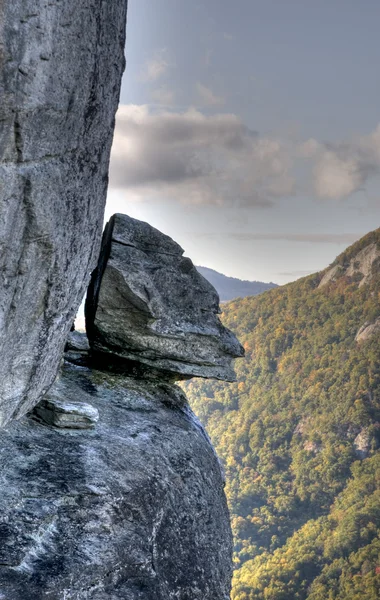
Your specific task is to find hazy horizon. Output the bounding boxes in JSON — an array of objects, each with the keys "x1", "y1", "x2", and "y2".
[{"x1": 105, "y1": 0, "x2": 380, "y2": 285}]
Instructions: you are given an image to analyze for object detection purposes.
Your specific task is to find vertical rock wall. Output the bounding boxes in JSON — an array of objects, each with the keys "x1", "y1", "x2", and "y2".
[{"x1": 0, "y1": 0, "x2": 128, "y2": 426}]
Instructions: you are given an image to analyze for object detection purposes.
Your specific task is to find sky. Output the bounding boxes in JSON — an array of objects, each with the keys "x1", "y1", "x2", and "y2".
[{"x1": 105, "y1": 0, "x2": 380, "y2": 285}]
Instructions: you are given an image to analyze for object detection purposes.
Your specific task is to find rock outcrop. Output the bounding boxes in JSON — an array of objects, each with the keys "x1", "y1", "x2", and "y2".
[
  {"x1": 0, "y1": 0, "x2": 128, "y2": 427},
  {"x1": 0, "y1": 206, "x2": 241, "y2": 597},
  {"x1": 0, "y1": 359, "x2": 233, "y2": 600},
  {"x1": 85, "y1": 214, "x2": 244, "y2": 381},
  {"x1": 319, "y1": 242, "x2": 380, "y2": 289},
  {"x1": 33, "y1": 394, "x2": 99, "y2": 429},
  {"x1": 355, "y1": 318, "x2": 380, "y2": 343},
  {"x1": 318, "y1": 264, "x2": 342, "y2": 288},
  {"x1": 353, "y1": 428, "x2": 372, "y2": 459}
]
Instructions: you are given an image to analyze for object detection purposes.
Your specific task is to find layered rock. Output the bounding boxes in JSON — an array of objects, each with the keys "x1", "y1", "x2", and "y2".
[
  {"x1": 0, "y1": 0, "x2": 128, "y2": 426},
  {"x1": 0, "y1": 203, "x2": 241, "y2": 597},
  {"x1": 0, "y1": 360, "x2": 233, "y2": 600},
  {"x1": 85, "y1": 214, "x2": 244, "y2": 381},
  {"x1": 33, "y1": 395, "x2": 99, "y2": 429}
]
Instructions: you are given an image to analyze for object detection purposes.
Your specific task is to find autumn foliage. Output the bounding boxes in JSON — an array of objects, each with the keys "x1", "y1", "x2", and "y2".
[{"x1": 184, "y1": 230, "x2": 380, "y2": 599}]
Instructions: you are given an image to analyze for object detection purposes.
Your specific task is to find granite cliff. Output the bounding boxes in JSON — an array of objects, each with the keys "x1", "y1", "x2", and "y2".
[
  {"x1": 0, "y1": 359, "x2": 234, "y2": 599},
  {"x1": 0, "y1": 0, "x2": 127, "y2": 427},
  {"x1": 0, "y1": 215, "x2": 242, "y2": 599},
  {"x1": 85, "y1": 214, "x2": 244, "y2": 382}
]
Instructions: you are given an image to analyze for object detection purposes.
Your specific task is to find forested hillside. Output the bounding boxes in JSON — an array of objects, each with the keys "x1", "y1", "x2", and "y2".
[{"x1": 185, "y1": 229, "x2": 380, "y2": 600}]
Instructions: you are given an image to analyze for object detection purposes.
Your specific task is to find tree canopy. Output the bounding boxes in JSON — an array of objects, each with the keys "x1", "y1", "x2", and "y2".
[{"x1": 184, "y1": 229, "x2": 380, "y2": 599}]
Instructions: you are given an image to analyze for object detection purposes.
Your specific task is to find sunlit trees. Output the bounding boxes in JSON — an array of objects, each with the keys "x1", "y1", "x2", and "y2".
[{"x1": 184, "y1": 230, "x2": 380, "y2": 599}]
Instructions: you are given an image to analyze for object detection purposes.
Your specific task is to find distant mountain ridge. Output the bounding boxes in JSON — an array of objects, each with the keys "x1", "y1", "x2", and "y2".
[{"x1": 196, "y1": 266, "x2": 277, "y2": 302}]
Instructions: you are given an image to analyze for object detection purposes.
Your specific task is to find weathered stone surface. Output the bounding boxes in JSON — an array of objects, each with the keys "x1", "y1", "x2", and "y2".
[
  {"x1": 319, "y1": 242, "x2": 380, "y2": 289},
  {"x1": 85, "y1": 214, "x2": 244, "y2": 381},
  {"x1": 66, "y1": 330, "x2": 91, "y2": 353},
  {"x1": 355, "y1": 318, "x2": 380, "y2": 343},
  {"x1": 318, "y1": 264, "x2": 342, "y2": 288},
  {"x1": 354, "y1": 428, "x2": 372, "y2": 459},
  {"x1": 32, "y1": 396, "x2": 99, "y2": 429},
  {"x1": 353, "y1": 424, "x2": 380, "y2": 459},
  {"x1": 0, "y1": 360, "x2": 233, "y2": 599},
  {"x1": 345, "y1": 243, "x2": 380, "y2": 287},
  {"x1": 0, "y1": 0, "x2": 128, "y2": 426}
]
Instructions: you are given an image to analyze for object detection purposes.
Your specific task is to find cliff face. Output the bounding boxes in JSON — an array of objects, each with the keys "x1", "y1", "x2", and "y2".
[
  {"x1": 0, "y1": 213, "x2": 240, "y2": 598},
  {"x1": 0, "y1": 0, "x2": 128, "y2": 426},
  {"x1": 0, "y1": 360, "x2": 232, "y2": 600}
]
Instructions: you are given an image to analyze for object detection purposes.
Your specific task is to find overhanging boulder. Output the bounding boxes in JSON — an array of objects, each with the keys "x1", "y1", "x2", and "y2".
[{"x1": 85, "y1": 214, "x2": 244, "y2": 381}]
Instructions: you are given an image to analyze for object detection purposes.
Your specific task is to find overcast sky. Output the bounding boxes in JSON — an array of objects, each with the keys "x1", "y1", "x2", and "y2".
[{"x1": 105, "y1": 0, "x2": 380, "y2": 285}]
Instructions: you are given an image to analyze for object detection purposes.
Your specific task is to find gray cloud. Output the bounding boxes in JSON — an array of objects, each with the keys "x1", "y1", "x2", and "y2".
[
  {"x1": 110, "y1": 104, "x2": 380, "y2": 207},
  {"x1": 110, "y1": 105, "x2": 295, "y2": 207},
  {"x1": 302, "y1": 126, "x2": 380, "y2": 199},
  {"x1": 151, "y1": 86, "x2": 175, "y2": 106},
  {"x1": 230, "y1": 233, "x2": 363, "y2": 243}
]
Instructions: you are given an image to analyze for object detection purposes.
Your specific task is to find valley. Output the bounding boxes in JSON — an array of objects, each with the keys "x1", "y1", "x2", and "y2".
[{"x1": 185, "y1": 229, "x2": 380, "y2": 600}]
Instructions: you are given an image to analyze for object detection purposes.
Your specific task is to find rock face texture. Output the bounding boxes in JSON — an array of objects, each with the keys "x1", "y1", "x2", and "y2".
[
  {"x1": 33, "y1": 395, "x2": 99, "y2": 429},
  {"x1": 85, "y1": 214, "x2": 244, "y2": 381},
  {"x1": 0, "y1": 0, "x2": 128, "y2": 426},
  {"x1": 319, "y1": 242, "x2": 380, "y2": 289},
  {"x1": 0, "y1": 360, "x2": 233, "y2": 599},
  {"x1": 355, "y1": 318, "x2": 380, "y2": 343}
]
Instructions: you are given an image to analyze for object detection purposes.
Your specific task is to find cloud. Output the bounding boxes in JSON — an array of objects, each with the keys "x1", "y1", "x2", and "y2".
[
  {"x1": 203, "y1": 49, "x2": 213, "y2": 68},
  {"x1": 314, "y1": 152, "x2": 364, "y2": 199},
  {"x1": 109, "y1": 103, "x2": 380, "y2": 207},
  {"x1": 109, "y1": 105, "x2": 296, "y2": 207},
  {"x1": 228, "y1": 232, "x2": 363, "y2": 244},
  {"x1": 304, "y1": 125, "x2": 380, "y2": 199},
  {"x1": 196, "y1": 83, "x2": 224, "y2": 107},
  {"x1": 141, "y1": 50, "x2": 170, "y2": 82}
]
